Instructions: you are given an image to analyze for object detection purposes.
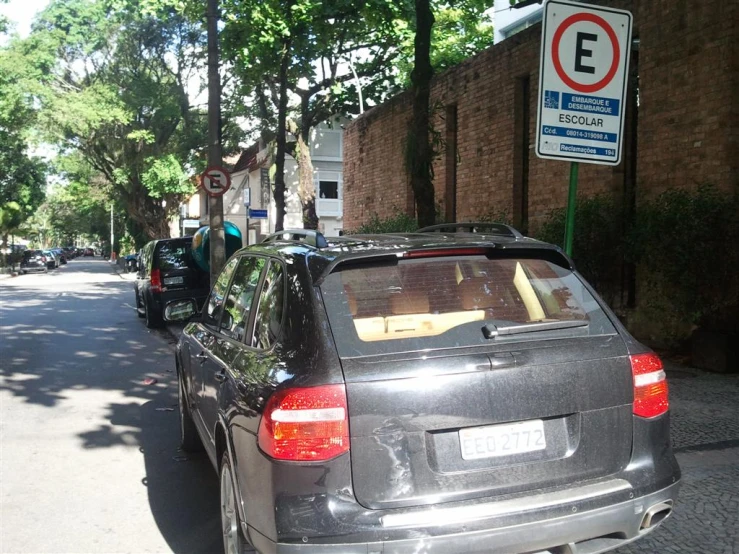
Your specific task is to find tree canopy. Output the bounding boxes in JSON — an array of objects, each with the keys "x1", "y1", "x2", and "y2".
[{"x1": 3, "y1": 0, "x2": 496, "y2": 243}]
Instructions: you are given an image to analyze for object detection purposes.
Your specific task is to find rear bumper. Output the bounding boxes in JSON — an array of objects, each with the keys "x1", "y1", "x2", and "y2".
[{"x1": 247, "y1": 481, "x2": 679, "y2": 554}]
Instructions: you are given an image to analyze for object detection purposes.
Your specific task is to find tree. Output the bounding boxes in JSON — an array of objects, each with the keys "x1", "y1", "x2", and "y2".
[
  {"x1": 0, "y1": 41, "x2": 47, "y2": 255},
  {"x1": 25, "y1": 0, "x2": 208, "y2": 239},
  {"x1": 407, "y1": 0, "x2": 436, "y2": 228},
  {"x1": 222, "y1": 0, "x2": 409, "y2": 230},
  {"x1": 403, "y1": 0, "x2": 494, "y2": 227}
]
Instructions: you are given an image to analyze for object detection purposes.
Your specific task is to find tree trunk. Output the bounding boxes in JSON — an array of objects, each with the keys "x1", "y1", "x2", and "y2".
[
  {"x1": 273, "y1": 37, "x2": 292, "y2": 232},
  {"x1": 407, "y1": 0, "x2": 436, "y2": 228},
  {"x1": 297, "y1": 109, "x2": 318, "y2": 230},
  {"x1": 129, "y1": 190, "x2": 171, "y2": 240}
]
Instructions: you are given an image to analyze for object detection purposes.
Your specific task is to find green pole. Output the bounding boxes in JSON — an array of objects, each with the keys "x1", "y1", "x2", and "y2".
[{"x1": 563, "y1": 161, "x2": 579, "y2": 256}]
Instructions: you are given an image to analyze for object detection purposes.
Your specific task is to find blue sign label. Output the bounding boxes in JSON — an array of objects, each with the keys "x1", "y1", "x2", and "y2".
[
  {"x1": 248, "y1": 209, "x2": 268, "y2": 219},
  {"x1": 541, "y1": 125, "x2": 617, "y2": 143},
  {"x1": 544, "y1": 90, "x2": 560, "y2": 109},
  {"x1": 562, "y1": 93, "x2": 620, "y2": 116},
  {"x1": 559, "y1": 143, "x2": 617, "y2": 157}
]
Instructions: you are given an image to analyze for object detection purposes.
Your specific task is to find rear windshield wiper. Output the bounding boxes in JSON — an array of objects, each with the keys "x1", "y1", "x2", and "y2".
[{"x1": 482, "y1": 319, "x2": 588, "y2": 339}]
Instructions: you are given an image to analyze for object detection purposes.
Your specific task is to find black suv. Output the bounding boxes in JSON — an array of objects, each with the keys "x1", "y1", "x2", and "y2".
[
  {"x1": 20, "y1": 250, "x2": 49, "y2": 274},
  {"x1": 134, "y1": 237, "x2": 209, "y2": 328},
  {"x1": 166, "y1": 225, "x2": 680, "y2": 554}
]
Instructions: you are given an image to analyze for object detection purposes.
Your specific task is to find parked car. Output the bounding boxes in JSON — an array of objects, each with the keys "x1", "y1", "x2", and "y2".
[
  {"x1": 134, "y1": 237, "x2": 209, "y2": 328},
  {"x1": 42, "y1": 250, "x2": 59, "y2": 269},
  {"x1": 51, "y1": 248, "x2": 67, "y2": 264},
  {"x1": 165, "y1": 225, "x2": 680, "y2": 554},
  {"x1": 20, "y1": 250, "x2": 49, "y2": 274},
  {"x1": 124, "y1": 252, "x2": 139, "y2": 273},
  {"x1": 83, "y1": 248, "x2": 94, "y2": 257}
]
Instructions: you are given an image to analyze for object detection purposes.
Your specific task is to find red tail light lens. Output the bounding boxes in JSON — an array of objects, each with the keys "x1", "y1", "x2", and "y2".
[
  {"x1": 258, "y1": 384, "x2": 349, "y2": 461},
  {"x1": 150, "y1": 269, "x2": 162, "y2": 293},
  {"x1": 631, "y1": 353, "x2": 669, "y2": 418}
]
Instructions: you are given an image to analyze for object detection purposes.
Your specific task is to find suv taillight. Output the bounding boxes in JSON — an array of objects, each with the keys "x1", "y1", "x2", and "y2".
[
  {"x1": 258, "y1": 384, "x2": 349, "y2": 461},
  {"x1": 631, "y1": 353, "x2": 669, "y2": 418},
  {"x1": 150, "y1": 268, "x2": 162, "y2": 292}
]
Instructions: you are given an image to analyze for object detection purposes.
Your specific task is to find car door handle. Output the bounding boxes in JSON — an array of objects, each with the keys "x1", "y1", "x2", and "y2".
[
  {"x1": 196, "y1": 352, "x2": 208, "y2": 363},
  {"x1": 214, "y1": 369, "x2": 227, "y2": 384}
]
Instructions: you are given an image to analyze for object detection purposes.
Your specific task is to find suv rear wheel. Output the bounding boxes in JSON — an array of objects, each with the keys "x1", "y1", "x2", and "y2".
[
  {"x1": 178, "y1": 371, "x2": 203, "y2": 453},
  {"x1": 220, "y1": 455, "x2": 255, "y2": 554},
  {"x1": 135, "y1": 290, "x2": 146, "y2": 318}
]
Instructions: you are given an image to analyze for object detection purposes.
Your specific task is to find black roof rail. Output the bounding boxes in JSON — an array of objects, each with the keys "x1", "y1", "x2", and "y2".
[
  {"x1": 261, "y1": 229, "x2": 329, "y2": 248},
  {"x1": 417, "y1": 222, "x2": 524, "y2": 239}
]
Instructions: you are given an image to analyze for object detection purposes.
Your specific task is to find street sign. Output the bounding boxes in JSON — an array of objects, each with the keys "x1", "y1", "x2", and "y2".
[
  {"x1": 243, "y1": 187, "x2": 251, "y2": 207},
  {"x1": 200, "y1": 166, "x2": 232, "y2": 197},
  {"x1": 536, "y1": 0, "x2": 632, "y2": 165},
  {"x1": 248, "y1": 209, "x2": 268, "y2": 220}
]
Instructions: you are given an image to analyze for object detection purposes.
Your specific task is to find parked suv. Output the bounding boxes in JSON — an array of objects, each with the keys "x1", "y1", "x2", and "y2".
[
  {"x1": 20, "y1": 250, "x2": 49, "y2": 274},
  {"x1": 134, "y1": 237, "x2": 209, "y2": 328},
  {"x1": 166, "y1": 224, "x2": 680, "y2": 554}
]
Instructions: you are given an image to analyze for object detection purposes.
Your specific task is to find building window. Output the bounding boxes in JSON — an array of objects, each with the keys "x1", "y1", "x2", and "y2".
[{"x1": 319, "y1": 180, "x2": 339, "y2": 199}]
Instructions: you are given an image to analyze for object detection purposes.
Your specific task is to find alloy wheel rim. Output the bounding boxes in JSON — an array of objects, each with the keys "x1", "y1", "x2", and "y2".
[{"x1": 221, "y1": 464, "x2": 239, "y2": 554}]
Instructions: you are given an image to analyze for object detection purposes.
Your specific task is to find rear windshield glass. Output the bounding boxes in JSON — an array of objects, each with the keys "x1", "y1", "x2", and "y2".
[
  {"x1": 155, "y1": 240, "x2": 194, "y2": 271},
  {"x1": 23, "y1": 250, "x2": 42, "y2": 259},
  {"x1": 320, "y1": 256, "x2": 616, "y2": 357}
]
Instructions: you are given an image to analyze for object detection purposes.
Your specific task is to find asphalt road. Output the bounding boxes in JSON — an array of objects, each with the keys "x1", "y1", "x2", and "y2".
[
  {"x1": 1, "y1": 259, "x2": 738, "y2": 554},
  {"x1": 0, "y1": 258, "x2": 221, "y2": 554}
]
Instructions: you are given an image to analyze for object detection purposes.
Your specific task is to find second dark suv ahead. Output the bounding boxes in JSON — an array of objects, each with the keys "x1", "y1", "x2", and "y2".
[
  {"x1": 134, "y1": 237, "x2": 209, "y2": 328},
  {"x1": 167, "y1": 224, "x2": 680, "y2": 554}
]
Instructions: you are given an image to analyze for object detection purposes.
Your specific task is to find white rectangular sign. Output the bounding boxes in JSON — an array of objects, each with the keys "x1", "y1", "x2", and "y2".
[{"x1": 536, "y1": 0, "x2": 632, "y2": 165}]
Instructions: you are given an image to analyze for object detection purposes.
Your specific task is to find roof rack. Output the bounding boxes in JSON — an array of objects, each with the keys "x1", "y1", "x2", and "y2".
[
  {"x1": 261, "y1": 229, "x2": 329, "y2": 248},
  {"x1": 417, "y1": 222, "x2": 524, "y2": 239}
]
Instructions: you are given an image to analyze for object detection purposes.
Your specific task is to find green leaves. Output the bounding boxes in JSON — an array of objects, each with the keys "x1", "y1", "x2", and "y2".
[{"x1": 141, "y1": 154, "x2": 194, "y2": 199}]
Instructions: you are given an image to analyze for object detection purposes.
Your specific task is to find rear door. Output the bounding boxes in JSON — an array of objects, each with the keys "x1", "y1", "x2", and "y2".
[{"x1": 320, "y1": 254, "x2": 634, "y2": 510}]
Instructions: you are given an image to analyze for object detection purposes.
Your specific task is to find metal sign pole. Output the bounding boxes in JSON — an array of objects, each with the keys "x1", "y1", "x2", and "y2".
[
  {"x1": 563, "y1": 161, "x2": 579, "y2": 256},
  {"x1": 207, "y1": 0, "x2": 225, "y2": 286}
]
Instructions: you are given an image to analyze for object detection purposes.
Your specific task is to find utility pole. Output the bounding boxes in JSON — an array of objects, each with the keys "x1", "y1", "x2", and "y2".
[
  {"x1": 110, "y1": 203, "x2": 114, "y2": 261},
  {"x1": 207, "y1": 0, "x2": 225, "y2": 285}
]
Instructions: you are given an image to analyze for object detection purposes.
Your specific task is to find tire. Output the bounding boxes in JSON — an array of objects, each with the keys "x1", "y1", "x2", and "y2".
[
  {"x1": 135, "y1": 290, "x2": 145, "y2": 318},
  {"x1": 220, "y1": 455, "x2": 255, "y2": 554},
  {"x1": 20, "y1": 270, "x2": 26, "y2": 275},
  {"x1": 178, "y1": 371, "x2": 203, "y2": 453},
  {"x1": 144, "y1": 296, "x2": 164, "y2": 329}
]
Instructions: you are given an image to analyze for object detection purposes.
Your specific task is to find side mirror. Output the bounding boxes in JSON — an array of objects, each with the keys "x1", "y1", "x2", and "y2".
[{"x1": 164, "y1": 299, "x2": 198, "y2": 322}]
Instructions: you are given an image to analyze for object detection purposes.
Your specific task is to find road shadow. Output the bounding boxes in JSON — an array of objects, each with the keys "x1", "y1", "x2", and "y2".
[
  {"x1": 79, "y1": 396, "x2": 222, "y2": 554},
  {"x1": 2, "y1": 279, "x2": 222, "y2": 553}
]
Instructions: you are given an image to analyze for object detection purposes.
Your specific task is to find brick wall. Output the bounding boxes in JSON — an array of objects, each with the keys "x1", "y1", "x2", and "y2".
[{"x1": 343, "y1": 0, "x2": 738, "y2": 231}]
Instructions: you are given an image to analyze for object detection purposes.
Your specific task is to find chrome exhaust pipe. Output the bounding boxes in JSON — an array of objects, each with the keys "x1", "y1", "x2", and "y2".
[{"x1": 641, "y1": 501, "x2": 673, "y2": 529}]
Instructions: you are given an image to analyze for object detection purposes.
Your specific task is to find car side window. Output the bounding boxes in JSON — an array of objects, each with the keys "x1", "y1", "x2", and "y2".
[
  {"x1": 220, "y1": 256, "x2": 266, "y2": 342},
  {"x1": 204, "y1": 257, "x2": 240, "y2": 328},
  {"x1": 251, "y1": 260, "x2": 285, "y2": 350}
]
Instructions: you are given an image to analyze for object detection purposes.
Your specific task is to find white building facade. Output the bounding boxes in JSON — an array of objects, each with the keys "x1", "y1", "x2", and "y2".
[
  {"x1": 493, "y1": 0, "x2": 543, "y2": 44},
  {"x1": 191, "y1": 121, "x2": 345, "y2": 243}
]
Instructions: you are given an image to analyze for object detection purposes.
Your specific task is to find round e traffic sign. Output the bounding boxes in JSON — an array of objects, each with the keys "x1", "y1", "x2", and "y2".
[
  {"x1": 201, "y1": 166, "x2": 231, "y2": 197},
  {"x1": 551, "y1": 12, "x2": 620, "y2": 94}
]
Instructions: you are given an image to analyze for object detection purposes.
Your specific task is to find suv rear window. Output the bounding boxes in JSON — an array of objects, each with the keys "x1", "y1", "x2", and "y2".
[
  {"x1": 320, "y1": 255, "x2": 616, "y2": 357},
  {"x1": 23, "y1": 250, "x2": 42, "y2": 260},
  {"x1": 155, "y1": 240, "x2": 194, "y2": 271}
]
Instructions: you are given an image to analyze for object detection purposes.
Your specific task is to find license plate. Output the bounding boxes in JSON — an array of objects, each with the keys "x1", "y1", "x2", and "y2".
[
  {"x1": 163, "y1": 276, "x2": 184, "y2": 285},
  {"x1": 459, "y1": 419, "x2": 546, "y2": 460}
]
